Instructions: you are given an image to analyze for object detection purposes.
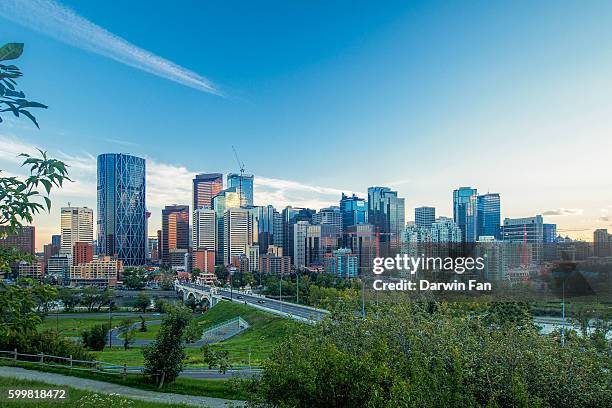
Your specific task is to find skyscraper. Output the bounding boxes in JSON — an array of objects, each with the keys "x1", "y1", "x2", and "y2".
[
  {"x1": 60, "y1": 206, "x2": 94, "y2": 261},
  {"x1": 161, "y1": 205, "x2": 190, "y2": 266},
  {"x1": 193, "y1": 207, "x2": 216, "y2": 253},
  {"x1": 415, "y1": 206, "x2": 435, "y2": 229},
  {"x1": 453, "y1": 187, "x2": 478, "y2": 242},
  {"x1": 227, "y1": 173, "x2": 254, "y2": 206},
  {"x1": 476, "y1": 193, "x2": 501, "y2": 239},
  {"x1": 193, "y1": 173, "x2": 223, "y2": 210},
  {"x1": 501, "y1": 215, "x2": 544, "y2": 265},
  {"x1": 212, "y1": 187, "x2": 242, "y2": 263},
  {"x1": 257, "y1": 205, "x2": 279, "y2": 254},
  {"x1": 339, "y1": 193, "x2": 368, "y2": 228},
  {"x1": 367, "y1": 186, "x2": 405, "y2": 257},
  {"x1": 594, "y1": 229, "x2": 611, "y2": 257},
  {"x1": 97, "y1": 153, "x2": 147, "y2": 266},
  {"x1": 223, "y1": 208, "x2": 256, "y2": 264},
  {"x1": 282, "y1": 206, "x2": 315, "y2": 261}
]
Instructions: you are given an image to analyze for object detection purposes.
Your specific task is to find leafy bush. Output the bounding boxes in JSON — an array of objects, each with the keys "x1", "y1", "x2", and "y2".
[
  {"x1": 81, "y1": 324, "x2": 109, "y2": 351},
  {"x1": 250, "y1": 301, "x2": 611, "y2": 408}
]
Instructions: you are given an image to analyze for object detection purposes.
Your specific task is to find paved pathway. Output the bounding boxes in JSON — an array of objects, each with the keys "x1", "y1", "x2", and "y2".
[{"x1": 0, "y1": 366, "x2": 246, "y2": 407}]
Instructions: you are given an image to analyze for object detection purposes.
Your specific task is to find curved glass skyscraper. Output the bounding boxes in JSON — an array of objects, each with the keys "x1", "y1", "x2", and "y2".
[{"x1": 97, "y1": 153, "x2": 147, "y2": 266}]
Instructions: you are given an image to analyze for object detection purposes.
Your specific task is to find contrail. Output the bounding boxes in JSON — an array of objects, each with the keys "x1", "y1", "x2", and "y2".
[{"x1": 0, "y1": 0, "x2": 221, "y2": 95}]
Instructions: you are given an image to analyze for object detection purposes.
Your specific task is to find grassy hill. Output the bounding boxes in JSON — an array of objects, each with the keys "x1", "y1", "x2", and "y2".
[{"x1": 189, "y1": 300, "x2": 300, "y2": 366}]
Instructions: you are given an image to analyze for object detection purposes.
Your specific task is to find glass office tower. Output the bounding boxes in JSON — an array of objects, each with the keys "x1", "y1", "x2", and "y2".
[
  {"x1": 477, "y1": 193, "x2": 501, "y2": 239},
  {"x1": 227, "y1": 173, "x2": 254, "y2": 206},
  {"x1": 97, "y1": 153, "x2": 146, "y2": 266},
  {"x1": 339, "y1": 193, "x2": 368, "y2": 228},
  {"x1": 367, "y1": 186, "x2": 405, "y2": 257},
  {"x1": 453, "y1": 187, "x2": 478, "y2": 242}
]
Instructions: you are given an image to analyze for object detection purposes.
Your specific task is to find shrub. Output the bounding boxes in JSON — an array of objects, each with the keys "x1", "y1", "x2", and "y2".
[{"x1": 81, "y1": 324, "x2": 109, "y2": 351}]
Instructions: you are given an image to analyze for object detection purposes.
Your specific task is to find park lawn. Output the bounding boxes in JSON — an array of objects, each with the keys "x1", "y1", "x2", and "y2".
[
  {"x1": 0, "y1": 360, "x2": 248, "y2": 400},
  {"x1": 122, "y1": 322, "x2": 161, "y2": 340},
  {"x1": 101, "y1": 301, "x2": 299, "y2": 367},
  {"x1": 0, "y1": 376, "x2": 191, "y2": 407},
  {"x1": 39, "y1": 315, "x2": 158, "y2": 339},
  {"x1": 189, "y1": 301, "x2": 300, "y2": 366}
]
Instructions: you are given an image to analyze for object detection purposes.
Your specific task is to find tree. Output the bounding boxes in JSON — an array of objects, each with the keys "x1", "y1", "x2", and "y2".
[
  {"x1": 139, "y1": 315, "x2": 147, "y2": 332},
  {"x1": 0, "y1": 43, "x2": 47, "y2": 128},
  {"x1": 134, "y1": 291, "x2": 150, "y2": 313},
  {"x1": 81, "y1": 324, "x2": 108, "y2": 351},
  {"x1": 201, "y1": 343, "x2": 232, "y2": 374},
  {"x1": 0, "y1": 281, "x2": 55, "y2": 342},
  {"x1": 119, "y1": 319, "x2": 135, "y2": 350},
  {"x1": 250, "y1": 301, "x2": 612, "y2": 407},
  {"x1": 58, "y1": 288, "x2": 80, "y2": 312},
  {"x1": 143, "y1": 305, "x2": 200, "y2": 388},
  {"x1": 122, "y1": 267, "x2": 147, "y2": 290}
]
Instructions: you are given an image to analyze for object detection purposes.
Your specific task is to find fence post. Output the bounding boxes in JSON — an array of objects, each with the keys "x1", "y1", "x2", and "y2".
[
  {"x1": 39, "y1": 352, "x2": 44, "y2": 364},
  {"x1": 123, "y1": 363, "x2": 127, "y2": 378},
  {"x1": 13, "y1": 348, "x2": 17, "y2": 362},
  {"x1": 69, "y1": 355, "x2": 73, "y2": 369}
]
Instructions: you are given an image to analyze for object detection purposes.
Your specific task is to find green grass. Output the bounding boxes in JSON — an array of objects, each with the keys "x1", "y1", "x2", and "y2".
[
  {"x1": 101, "y1": 301, "x2": 299, "y2": 367},
  {"x1": 0, "y1": 376, "x2": 191, "y2": 407},
  {"x1": 39, "y1": 315, "x2": 159, "y2": 339},
  {"x1": 0, "y1": 360, "x2": 248, "y2": 400},
  {"x1": 189, "y1": 301, "x2": 299, "y2": 366},
  {"x1": 122, "y1": 323, "x2": 161, "y2": 340}
]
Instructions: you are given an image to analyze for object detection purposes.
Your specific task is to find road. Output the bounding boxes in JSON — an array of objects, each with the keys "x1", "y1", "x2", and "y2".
[{"x1": 178, "y1": 282, "x2": 329, "y2": 322}]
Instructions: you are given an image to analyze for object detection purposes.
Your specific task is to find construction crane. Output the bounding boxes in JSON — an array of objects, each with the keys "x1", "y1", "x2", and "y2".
[{"x1": 232, "y1": 145, "x2": 246, "y2": 205}]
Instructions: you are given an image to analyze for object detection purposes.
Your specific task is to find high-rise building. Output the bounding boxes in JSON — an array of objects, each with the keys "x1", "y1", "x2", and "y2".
[
  {"x1": 212, "y1": 187, "x2": 242, "y2": 263},
  {"x1": 60, "y1": 206, "x2": 94, "y2": 261},
  {"x1": 257, "y1": 205, "x2": 280, "y2": 255},
  {"x1": 543, "y1": 224, "x2": 557, "y2": 243},
  {"x1": 223, "y1": 208, "x2": 256, "y2": 265},
  {"x1": 367, "y1": 186, "x2": 405, "y2": 256},
  {"x1": 147, "y1": 236, "x2": 159, "y2": 263},
  {"x1": 346, "y1": 223, "x2": 377, "y2": 276},
  {"x1": 97, "y1": 153, "x2": 147, "y2": 266},
  {"x1": 415, "y1": 206, "x2": 435, "y2": 229},
  {"x1": 51, "y1": 234, "x2": 61, "y2": 247},
  {"x1": 193, "y1": 173, "x2": 223, "y2": 210},
  {"x1": 324, "y1": 248, "x2": 358, "y2": 278},
  {"x1": 430, "y1": 217, "x2": 462, "y2": 243},
  {"x1": 227, "y1": 173, "x2": 254, "y2": 206},
  {"x1": 501, "y1": 215, "x2": 544, "y2": 265},
  {"x1": 313, "y1": 206, "x2": 342, "y2": 255},
  {"x1": 193, "y1": 207, "x2": 216, "y2": 253},
  {"x1": 594, "y1": 229, "x2": 611, "y2": 257},
  {"x1": 293, "y1": 220, "x2": 310, "y2": 268},
  {"x1": 453, "y1": 187, "x2": 478, "y2": 242},
  {"x1": 282, "y1": 206, "x2": 315, "y2": 261},
  {"x1": 161, "y1": 205, "x2": 190, "y2": 266},
  {"x1": 0, "y1": 226, "x2": 35, "y2": 255},
  {"x1": 339, "y1": 193, "x2": 368, "y2": 229},
  {"x1": 259, "y1": 253, "x2": 291, "y2": 274},
  {"x1": 70, "y1": 256, "x2": 122, "y2": 287},
  {"x1": 193, "y1": 249, "x2": 215, "y2": 273},
  {"x1": 73, "y1": 242, "x2": 93, "y2": 265},
  {"x1": 477, "y1": 193, "x2": 501, "y2": 240},
  {"x1": 313, "y1": 206, "x2": 343, "y2": 230}
]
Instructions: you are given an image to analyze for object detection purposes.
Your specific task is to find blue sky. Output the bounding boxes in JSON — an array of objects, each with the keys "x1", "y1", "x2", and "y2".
[{"x1": 1, "y1": 0, "x2": 611, "y2": 248}]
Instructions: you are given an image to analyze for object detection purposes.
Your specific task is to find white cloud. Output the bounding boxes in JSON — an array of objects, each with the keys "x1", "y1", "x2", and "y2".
[
  {"x1": 542, "y1": 208, "x2": 584, "y2": 216},
  {"x1": 0, "y1": 0, "x2": 221, "y2": 95}
]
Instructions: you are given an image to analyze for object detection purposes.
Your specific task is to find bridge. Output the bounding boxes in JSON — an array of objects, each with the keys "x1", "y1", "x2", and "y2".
[{"x1": 174, "y1": 281, "x2": 329, "y2": 323}]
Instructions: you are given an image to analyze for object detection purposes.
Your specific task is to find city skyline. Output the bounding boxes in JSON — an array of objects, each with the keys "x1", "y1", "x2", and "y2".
[{"x1": 1, "y1": 0, "x2": 611, "y2": 248}]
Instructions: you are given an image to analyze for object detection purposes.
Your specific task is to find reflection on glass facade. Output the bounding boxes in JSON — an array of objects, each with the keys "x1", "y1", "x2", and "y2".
[
  {"x1": 453, "y1": 187, "x2": 478, "y2": 242},
  {"x1": 227, "y1": 173, "x2": 254, "y2": 206},
  {"x1": 367, "y1": 186, "x2": 405, "y2": 257},
  {"x1": 212, "y1": 187, "x2": 241, "y2": 263},
  {"x1": 97, "y1": 153, "x2": 146, "y2": 266},
  {"x1": 339, "y1": 193, "x2": 368, "y2": 228},
  {"x1": 477, "y1": 193, "x2": 501, "y2": 239}
]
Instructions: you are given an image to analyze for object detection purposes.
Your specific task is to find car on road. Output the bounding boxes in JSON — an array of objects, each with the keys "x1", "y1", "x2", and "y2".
[
  {"x1": 237, "y1": 295, "x2": 244, "y2": 299},
  {"x1": 257, "y1": 299, "x2": 265, "y2": 304}
]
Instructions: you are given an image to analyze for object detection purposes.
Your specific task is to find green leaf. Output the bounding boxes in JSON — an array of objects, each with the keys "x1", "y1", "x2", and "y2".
[
  {"x1": 40, "y1": 178, "x2": 51, "y2": 194},
  {"x1": 0, "y1": 43, "x2": 24, "y2": 61},
  {"x1": 43, "y1": 196, "x2": 51, "y2": 211}
]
